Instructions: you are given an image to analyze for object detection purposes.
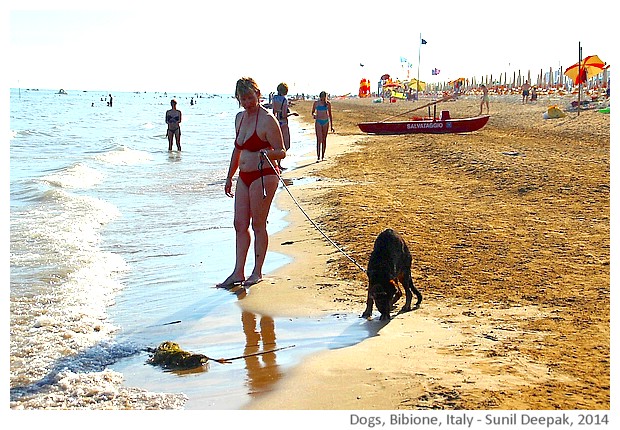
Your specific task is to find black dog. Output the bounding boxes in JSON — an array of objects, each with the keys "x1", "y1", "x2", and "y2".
[{"x1": 362, "y1": 229, "x2": 422, "y2": 320}]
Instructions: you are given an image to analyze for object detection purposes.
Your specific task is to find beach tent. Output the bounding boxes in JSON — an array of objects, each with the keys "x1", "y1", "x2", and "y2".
[{"x1": 408, "y1": 78, "x2": 426, "y2": 91}]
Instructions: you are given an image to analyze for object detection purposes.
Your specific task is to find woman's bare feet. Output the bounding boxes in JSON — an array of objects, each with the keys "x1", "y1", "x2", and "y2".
[
  {"x1": 242, "y1": 274, "x2": 262, "y2": 286},
  {"x1": 216, "y1": 274, "x2": 244, "y2": 288}
]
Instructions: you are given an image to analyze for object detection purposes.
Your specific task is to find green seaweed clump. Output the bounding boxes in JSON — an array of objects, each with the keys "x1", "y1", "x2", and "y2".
[{"x1": 147, "y1": 341, "x2": 209, "y2": 370}]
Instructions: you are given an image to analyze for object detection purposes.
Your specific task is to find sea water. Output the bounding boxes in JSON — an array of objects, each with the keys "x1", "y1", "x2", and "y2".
[{"x1": 9, "y1": 89, "x2": 378, "y2": 410}]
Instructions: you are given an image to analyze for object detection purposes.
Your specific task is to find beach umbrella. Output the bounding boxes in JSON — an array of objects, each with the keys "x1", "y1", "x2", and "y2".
[
  {"x1": 564, "y1": 55, "x2": 606, "y2": 85},
  {"x1": 408, "y1": 78, "x2": 426, "y2": 91},
  {"x1": 380, "y1": 74, "x2": 391, "y2": 81}
]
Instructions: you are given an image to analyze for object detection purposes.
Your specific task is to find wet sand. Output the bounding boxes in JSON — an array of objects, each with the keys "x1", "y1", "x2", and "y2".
[{"x1": 241, "y1": 95, "x2": 610, "y2": 410}]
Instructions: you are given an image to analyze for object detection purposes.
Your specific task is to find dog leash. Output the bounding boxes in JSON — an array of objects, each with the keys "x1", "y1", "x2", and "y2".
[{"x1": 260, "y1": 152, "x2": 367, "y2": 274}]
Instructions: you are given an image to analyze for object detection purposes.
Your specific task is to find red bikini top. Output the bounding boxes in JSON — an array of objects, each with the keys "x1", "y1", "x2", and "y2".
[{"x1": 234, "y1": 110, "x2": 271, "y2": 152}]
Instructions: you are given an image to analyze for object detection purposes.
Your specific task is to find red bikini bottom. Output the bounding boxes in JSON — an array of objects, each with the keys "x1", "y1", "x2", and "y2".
[{"x1": 238, "y1": 166, "x2": 280, "y2": 187}]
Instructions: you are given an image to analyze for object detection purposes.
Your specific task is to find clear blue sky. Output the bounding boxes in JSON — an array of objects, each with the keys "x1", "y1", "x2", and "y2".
[{"x1": 6, "y1": 0, "x2": 615, "y2": 95}]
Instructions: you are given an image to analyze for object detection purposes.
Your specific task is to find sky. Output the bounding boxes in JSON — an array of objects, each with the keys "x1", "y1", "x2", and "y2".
[{"x1": 5, "y1": 0, "x2": 616, "y2": 96}]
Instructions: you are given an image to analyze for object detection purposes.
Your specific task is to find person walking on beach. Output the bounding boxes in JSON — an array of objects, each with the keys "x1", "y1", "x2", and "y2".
[
  {"x1": 219, "y1": 77, "x2": 286, "y2": 288},
  {"x1": 479, "y1": 84, "x2": 490, "y2": 115},
  {"x1": 312, "y1": 91, "x2": 334, "y2": 162},
  {"x1": 522, "y1": 81, "x2": 531, "y2": 104},
  {"x1": 272, "y1": 82, "x2": 298, "y2": 169},
  {"x1": 165, "y1": 99, "x2": 182, "y2": 151}
]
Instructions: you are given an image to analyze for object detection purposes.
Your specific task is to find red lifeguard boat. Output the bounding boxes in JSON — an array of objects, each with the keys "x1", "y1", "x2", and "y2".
[{"x1": 358, "y1": 110, "x2": 490, "y2": 135}]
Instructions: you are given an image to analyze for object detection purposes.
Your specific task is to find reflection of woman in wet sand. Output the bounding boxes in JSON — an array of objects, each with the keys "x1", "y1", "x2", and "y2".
[
  {"x1": 241, "y1": 311, "x2": 283, "y2": 395},
  {"x1": 312, "y1": 91, "x2": 334, "y2": 162}
]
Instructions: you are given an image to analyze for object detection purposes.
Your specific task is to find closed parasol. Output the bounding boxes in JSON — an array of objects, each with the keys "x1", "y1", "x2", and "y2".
[{"x1": 564, "y1": 55, "x2": 606, "y2": 85}]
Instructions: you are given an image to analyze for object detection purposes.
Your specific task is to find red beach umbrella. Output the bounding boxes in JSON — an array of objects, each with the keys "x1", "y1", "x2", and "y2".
[{"x1": 564, "y1": 55, "x2": 606, "y2": 85}]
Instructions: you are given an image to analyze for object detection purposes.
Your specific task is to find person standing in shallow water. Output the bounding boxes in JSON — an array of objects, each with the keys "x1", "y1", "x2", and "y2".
[
  {"x1": 165, "y1": 99, "x2": 182, "y2": 151},
  {"x1": 218, "y1": 77, "x2": 286, "y2": 288},
  {"x1": 312, "y1": 91, "x2": 334, "y2": 162}
]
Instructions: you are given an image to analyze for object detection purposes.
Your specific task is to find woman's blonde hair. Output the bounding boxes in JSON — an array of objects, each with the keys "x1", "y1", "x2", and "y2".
[{"x1": 235, "y1": 77, "x2": 260, "y2": 104}]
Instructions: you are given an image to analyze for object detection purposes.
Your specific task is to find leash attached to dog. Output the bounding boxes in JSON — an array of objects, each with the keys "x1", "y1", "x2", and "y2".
[{"x1": 260, "y1": 152, "x2": 367, "y2": 274}]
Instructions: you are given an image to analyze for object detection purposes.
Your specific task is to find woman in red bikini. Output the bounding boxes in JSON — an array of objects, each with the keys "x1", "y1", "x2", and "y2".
[{"x1": 219, "y1": 77, "x2": 286, "y2": 288}]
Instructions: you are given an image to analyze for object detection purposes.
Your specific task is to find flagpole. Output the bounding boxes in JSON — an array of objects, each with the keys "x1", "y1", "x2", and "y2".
[
  {"x1": 577, "y1": 41, "x2": 582, "y2": 117},
  {"x1": 417, "y1": 33, "x2": 422, "y2": 101}
]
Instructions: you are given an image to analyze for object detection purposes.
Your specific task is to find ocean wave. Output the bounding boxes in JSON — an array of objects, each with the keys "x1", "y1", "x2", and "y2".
[
  {"x1": 95, "y1": 146, "x2": 154, "y2": 165},
  {"x1": 10, "y1": 189, "x2": 121, "y2": 268},
  {"x1": 10, "y1": 338, "x2": 187, "y2": 410},
  {"x1": 40, "y1": 163, "x2": 104, "y2": 189},
  {"x1": 11, "y1": 368, "x2": 187, "y2": 410}
]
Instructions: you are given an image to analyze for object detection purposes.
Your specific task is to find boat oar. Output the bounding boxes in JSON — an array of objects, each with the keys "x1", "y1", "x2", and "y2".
[{"x1": 379, "y1": 95, "x2": 451, "y2": 122}]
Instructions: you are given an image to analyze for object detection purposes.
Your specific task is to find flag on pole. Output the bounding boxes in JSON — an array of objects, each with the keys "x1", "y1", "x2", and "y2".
[
  {"x1": 432, "y1": 68, "x2": 440, "y2": 75},
  {"x1": 421, "y1": 38, "x2": 427, "y2": 44}
]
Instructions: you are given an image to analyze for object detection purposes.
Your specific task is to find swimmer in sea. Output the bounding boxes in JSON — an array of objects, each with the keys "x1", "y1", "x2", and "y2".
[{"x1": 165, "y1": 99, "x2": 182, "y2": 151}]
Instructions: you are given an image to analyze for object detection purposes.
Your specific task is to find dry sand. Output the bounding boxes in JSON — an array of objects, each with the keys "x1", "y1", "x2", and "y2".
[{"x1": 238, "y1": 95, "x2": 610, "y2": 410}]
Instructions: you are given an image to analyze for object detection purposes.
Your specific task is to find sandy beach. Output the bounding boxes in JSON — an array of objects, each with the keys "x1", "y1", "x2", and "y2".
[{"x1": 236, "y1": 94, "x2": 610, "y2": 410}]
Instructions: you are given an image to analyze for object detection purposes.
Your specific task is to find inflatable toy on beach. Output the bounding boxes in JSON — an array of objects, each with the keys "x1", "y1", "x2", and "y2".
[{"x1": 359, "y1": 78, "x2": 371, "y2": 98}]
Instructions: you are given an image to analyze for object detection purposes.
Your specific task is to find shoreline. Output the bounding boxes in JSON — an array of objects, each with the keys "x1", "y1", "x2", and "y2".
[{"x1": 240, "y1": 95, "x2": 609, "y2": 410}]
